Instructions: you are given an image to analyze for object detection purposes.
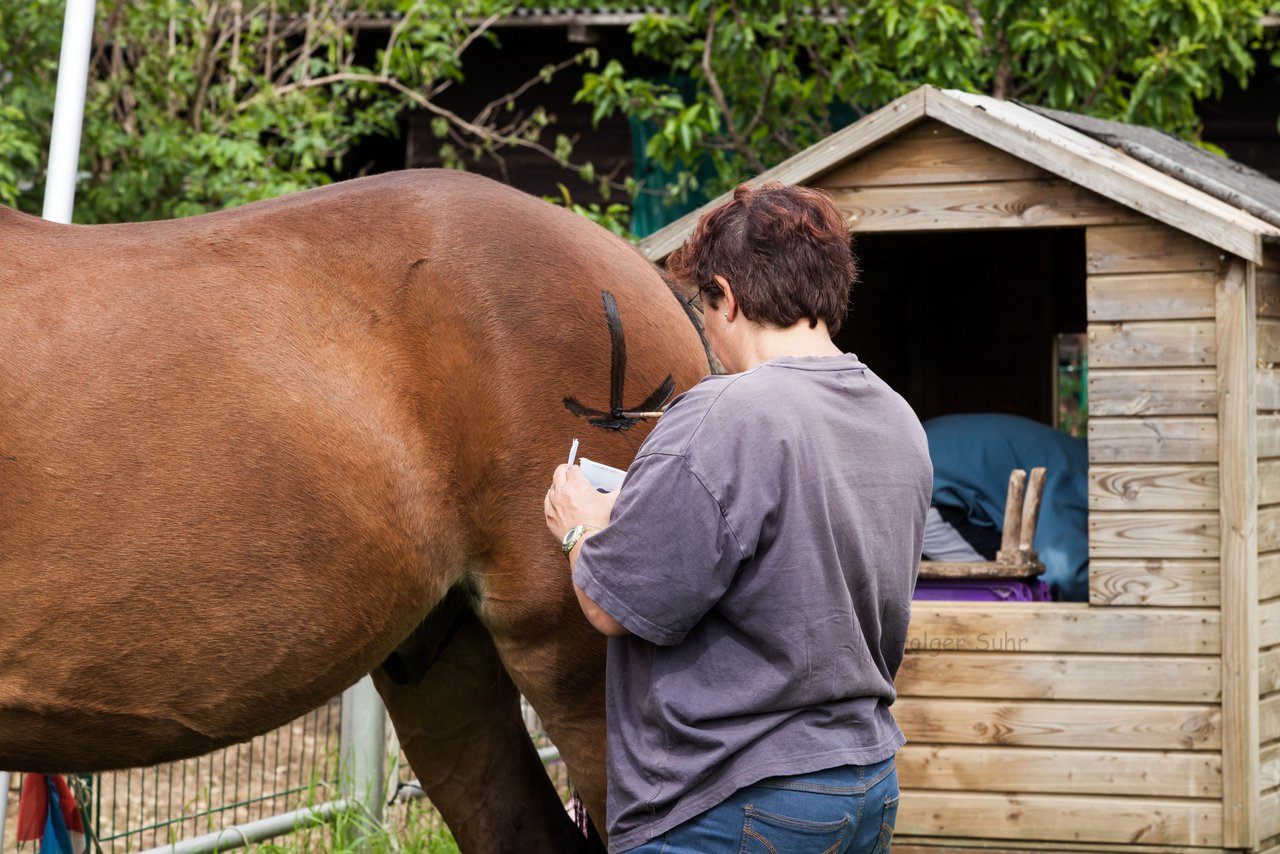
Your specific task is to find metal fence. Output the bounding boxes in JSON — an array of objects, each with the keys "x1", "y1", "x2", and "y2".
[
  {"x1": 3, "y1": 700, "x2": 342, "y2": 853},
  {"x1": 101, "y1": 701, "x2": 341, "y2": 850},
  {"x1": 3, "y1": 685, "x2": 569, "y2": 853}
]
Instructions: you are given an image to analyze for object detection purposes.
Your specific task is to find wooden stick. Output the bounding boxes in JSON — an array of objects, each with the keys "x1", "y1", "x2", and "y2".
[
  {"x1": 919, "y1": 560, "x2": 1043, "y2": 579},
  {"x1": 998, "y1": 469, "x2": 1027, "y2": 559},
  {"x1": 1019, "y1": 466, "x2": 1047, "y2": 552}
]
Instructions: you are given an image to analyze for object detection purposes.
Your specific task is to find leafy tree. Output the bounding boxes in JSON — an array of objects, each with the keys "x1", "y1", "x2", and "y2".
[
  {"x1": 0, "y1": 3, "x2": 62, "y2": 210},
  {"x1": 577, "y1": 0, "x2": 1278, "y2": 213},
  {"x1": 3, "y1": 1, "x2": 1275, "y2": 236},
  {"x1": 0, "y1": 0, "x2": 601, "y2": 222}
]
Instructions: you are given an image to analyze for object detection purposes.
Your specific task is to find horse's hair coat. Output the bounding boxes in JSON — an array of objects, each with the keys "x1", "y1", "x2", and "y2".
[{"x1": 0, "y1": 170, "x2": 709, "y2": 853}]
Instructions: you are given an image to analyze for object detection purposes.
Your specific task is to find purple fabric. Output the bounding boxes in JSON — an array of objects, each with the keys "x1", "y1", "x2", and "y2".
[
  {"x1": 913, "y1": 578, "x2": 1053, "y2": 602},
  {"x1": 573, "y1": 354, "x2": 932, "y2": 852}
]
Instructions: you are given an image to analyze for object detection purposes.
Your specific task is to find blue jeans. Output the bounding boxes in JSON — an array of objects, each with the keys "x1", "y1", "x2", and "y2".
[{"x1": 624, "y1": 757, "x2": 899, "y2": 853}]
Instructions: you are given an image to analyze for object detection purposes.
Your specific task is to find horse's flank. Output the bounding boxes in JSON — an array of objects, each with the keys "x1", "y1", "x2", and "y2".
[{"x1": 0, "y1": 170, "x2": 708, "y2": 851}]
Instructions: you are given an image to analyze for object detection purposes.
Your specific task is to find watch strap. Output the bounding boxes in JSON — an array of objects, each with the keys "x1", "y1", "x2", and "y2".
[{"x1": 561, "y1": 524, "x2": 599, "y2": 557}]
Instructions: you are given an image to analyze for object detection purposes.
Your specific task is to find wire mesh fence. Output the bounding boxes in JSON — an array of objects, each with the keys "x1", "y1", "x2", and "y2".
[
  {"x1": 381, "y1": 698, "x2": 573, "y2": 840},
  {"x1": 3, "y1": 695, "x2": 570, "y2": 853},
  {"x1": 3, "y1": 698, "x2": 342, "y2": 853},
  {"x1": 524, "y1": 698, "x2": 572, "y2": 800}
]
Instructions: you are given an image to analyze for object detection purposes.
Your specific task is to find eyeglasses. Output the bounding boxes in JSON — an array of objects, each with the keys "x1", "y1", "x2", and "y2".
[{"x1": 681, "y1": 288, "x2": 706, "y2": 313}]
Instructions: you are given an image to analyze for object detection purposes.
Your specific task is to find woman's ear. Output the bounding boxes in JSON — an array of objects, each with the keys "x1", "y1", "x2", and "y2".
[{"x1": 714, "y1": 275, "x2": 737, "y2": 322}]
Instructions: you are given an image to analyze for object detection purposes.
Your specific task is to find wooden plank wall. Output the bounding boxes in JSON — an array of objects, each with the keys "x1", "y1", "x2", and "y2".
[
  {"x1": 1219, "y1": 255, "x2": 1260, "y2": 847},
  {"x1": 890, "y1": 223, "x2": 1230, "y2": 848},
  {"x1": 890, "y1": 243, "x2": 1277, "y2": 854},
  {"x1": 1087, "y1": 224, "x2": 1226, "y2": 606},
  {"x1": 814, "y1": 120, "x2": 1142, "y2": 233},
  {"x1": 1259, "y1": 248, "x2": 1280, "y2": 847},
  {"x1": 815, "y1": 136, "x2": 1233, "y2": 848},
  {"x1": 896, "y1": 603, "x2": 1225, "y2": 847}
]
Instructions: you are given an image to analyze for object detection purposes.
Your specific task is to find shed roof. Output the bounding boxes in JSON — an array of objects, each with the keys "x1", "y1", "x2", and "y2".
[
  {"x1": 1025, "y1": 103, "x2": 1280, "y2": 231},
  {"x1": 637, "y1": 86, "x2": 1280, "y2": 265}
]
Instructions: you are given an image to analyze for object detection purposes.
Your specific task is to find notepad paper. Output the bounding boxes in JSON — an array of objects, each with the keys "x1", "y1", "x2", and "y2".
[{"x1": 580, "y1": 457, "x2": 627, "y2": 492}]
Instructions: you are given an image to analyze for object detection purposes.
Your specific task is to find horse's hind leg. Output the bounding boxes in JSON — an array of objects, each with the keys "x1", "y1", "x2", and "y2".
[{"x1": 371, "y1": 594, "x2": 598, "y2": 854}]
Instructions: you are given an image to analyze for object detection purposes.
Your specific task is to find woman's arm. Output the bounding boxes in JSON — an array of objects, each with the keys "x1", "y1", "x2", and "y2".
[
  {"x1": 545, "y1": 463, "x2": 630, "y2": 637},
  {"x1": 568, "y1": 533, "x2": 629, "y2": 636}
]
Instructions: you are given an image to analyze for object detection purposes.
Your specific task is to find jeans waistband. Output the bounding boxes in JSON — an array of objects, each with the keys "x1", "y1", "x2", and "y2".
[{"x1": 753, "y1": 757, "x2": 896, "y2": 796}]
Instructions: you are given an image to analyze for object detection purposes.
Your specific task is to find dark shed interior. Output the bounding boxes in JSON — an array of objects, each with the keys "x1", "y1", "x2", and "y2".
[{"x1": 834, "y1": 228, "x2": 1087, "y2": 427}]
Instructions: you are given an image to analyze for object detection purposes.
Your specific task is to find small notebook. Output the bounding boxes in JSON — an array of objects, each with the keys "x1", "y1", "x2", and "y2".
[{"x1": 580, "y1": 457, "x2": 627, "y2": 492}]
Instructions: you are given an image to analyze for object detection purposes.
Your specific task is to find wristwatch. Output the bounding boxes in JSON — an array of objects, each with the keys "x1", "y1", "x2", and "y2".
[{"x1": 561, "y1": 524, "x2": 590, "y2": 557}]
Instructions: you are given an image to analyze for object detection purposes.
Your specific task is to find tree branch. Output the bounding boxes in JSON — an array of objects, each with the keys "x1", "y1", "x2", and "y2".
[
  {"x1": 256, "y1": 71, "x2": 633, "y2": 192},
  {"x1": 741, "y1": 66, "x2": 777, "y2": 141},
  {"x1": 1082, "y1": 14, "x2": 1126, "y2": 110},
  {"x1": 265, "y1": 0, "x2": 276, "y2": 79},
  {"x1": 89, "y1": 1, "x2": 126, "y2": 75},
  {"x1": 474, "y1": 54, "x2": 582, "y2": 128},
  {"x1": 964, "y1": 0, "x2": 987, "y2": 45},
  {"x1": 380, "y1": 3, "x2": 421, "y2": 79},
  {"x1": 992, "y1": 27, "x2": 1013, "y2": 99},
  {"x1": 230, "y1": 0, "x2": 243, "y2": 99},
  {"x1": 700, "y1": 12, "x2": 767, "y2": 172},
  {"x1": 419, "y1": 9, "x2": 504, "y2": 100},
  {"x1": 189, "y1": 1, "x2": 222, "y2": 133},
  {"x1": 455, "y1": 9, "x2": 504, "y2": 59},
  {"x1": 301, "y1": 0, "x2": 316, "y2": 81}
]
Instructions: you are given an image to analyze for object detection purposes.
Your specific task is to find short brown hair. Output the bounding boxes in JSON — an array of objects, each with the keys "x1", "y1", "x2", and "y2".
[{"x1": 666, "y1": 182, "x2": 856, "y2": 334}]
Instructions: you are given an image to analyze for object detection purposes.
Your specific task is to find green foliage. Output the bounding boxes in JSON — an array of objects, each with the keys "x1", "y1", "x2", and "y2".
[
  {"x1": 545, "y1": 182, "x2": 633, "y2": 237},
  {"x1": 3, "y1": 1, "x2": 1274, "y2": 235},
  {"x1": 0, "y1": 2, "x2": 61, "y2": 208},
  {"x1": 244, "y1": 801, "x2": 461, "y2": 854},
  {"x1": 521, "y1": 0, "x2": 646, "y2": 8},
  {"x1": 0, "y1": 0, "x2": 601, "y2": 223},
  {"x1": 577, "y1": 0, "x2": 1276, "y2": 206}
]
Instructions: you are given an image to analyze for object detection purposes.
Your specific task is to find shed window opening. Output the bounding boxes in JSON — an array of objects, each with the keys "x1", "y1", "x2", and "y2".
[{"x1": 833, "y1": 229, "x2": 1089, "y2": 603}]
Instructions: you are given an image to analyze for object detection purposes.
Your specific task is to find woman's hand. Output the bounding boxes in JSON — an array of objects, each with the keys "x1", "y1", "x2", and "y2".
[
  {"x1": 545, "y1": 464, "x2": 629, "y2": 636},
  {"x1": 544, "y1": 464, "x2": 618, "y2": 543}
]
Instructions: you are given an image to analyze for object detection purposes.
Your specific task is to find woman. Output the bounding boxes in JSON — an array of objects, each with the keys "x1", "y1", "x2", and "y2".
[{"x1": 545, "y1": 182, "x2": 932, "y2": 854}]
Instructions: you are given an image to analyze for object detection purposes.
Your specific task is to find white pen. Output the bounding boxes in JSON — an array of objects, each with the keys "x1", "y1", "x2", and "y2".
[{"x1": 567, "y1": 438, "x2": 580, "y2": 467}]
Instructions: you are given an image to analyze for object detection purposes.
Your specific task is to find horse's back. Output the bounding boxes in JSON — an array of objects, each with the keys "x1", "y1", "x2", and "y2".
[{"x1": 0, "y1": 170, "x2": 705, "y2": 769}]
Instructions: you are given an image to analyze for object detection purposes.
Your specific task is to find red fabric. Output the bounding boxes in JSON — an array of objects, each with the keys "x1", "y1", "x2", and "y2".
[
  {"x1": 16, "y1": 774, "x2": 49, "y2": 842},
  {"x1": 15, "y1": 775, "x2": 85, "y2": 844},
  {"x1": 53, "y1": 776, "x2": 85, "y2": 835}
]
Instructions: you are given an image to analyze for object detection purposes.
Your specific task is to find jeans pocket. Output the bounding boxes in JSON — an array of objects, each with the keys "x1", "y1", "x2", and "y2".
[
  {"x1": 871, "y1": 794, "x2": 899, "y2": 853},
  {"x1": 740, "y1": 804, "x2": 849, "y2": 854}
]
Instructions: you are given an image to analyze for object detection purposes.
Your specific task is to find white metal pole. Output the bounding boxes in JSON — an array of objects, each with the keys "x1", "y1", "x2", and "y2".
[
  {"x1": 134, "y1": 797, "x2": 355, "y2": 854},
  {"x1": 339, "y1": 676, "x2": 386, "y2": 843},
  {"x1": 42, "y1": 0, "x2": 97, "y2": 224},
  {"x1": 0, "y1": 771, "x2": 11, "y2": 854}
]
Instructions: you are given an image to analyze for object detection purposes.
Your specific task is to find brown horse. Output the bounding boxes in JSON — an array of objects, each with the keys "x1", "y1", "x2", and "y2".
[{"x1": 0, "y1": 170, "x2": 708, "y2": 852}]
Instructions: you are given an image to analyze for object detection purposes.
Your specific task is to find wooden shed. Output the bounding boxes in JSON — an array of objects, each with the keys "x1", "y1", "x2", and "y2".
[{"x1": 638, "y1": 85, "x2": 1280, "y2": 853}]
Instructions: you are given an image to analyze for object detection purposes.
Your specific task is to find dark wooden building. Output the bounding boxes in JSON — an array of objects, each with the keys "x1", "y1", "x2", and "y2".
[{"x1": 352, "y1": 9, "x2": 1280, "y2": 232}]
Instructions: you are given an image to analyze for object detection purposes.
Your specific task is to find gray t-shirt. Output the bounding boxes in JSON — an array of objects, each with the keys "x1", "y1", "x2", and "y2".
[{"x1": 573, "y1": 353, "x2": 932, "y2": 852}]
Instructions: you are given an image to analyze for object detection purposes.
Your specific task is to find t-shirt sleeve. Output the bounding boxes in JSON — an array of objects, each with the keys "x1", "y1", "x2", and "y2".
[{"x1": 572, "y1": 451, "x2": 744, "y2": 646}]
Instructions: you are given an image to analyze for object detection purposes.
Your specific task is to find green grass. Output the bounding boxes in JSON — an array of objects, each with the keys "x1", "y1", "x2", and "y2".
[
  {"x1": 246, "y1": 800, "x2": 461, "y2": 854},
  {"x1": 68, "y1": 714, "x2": 565, "y2": 854}
]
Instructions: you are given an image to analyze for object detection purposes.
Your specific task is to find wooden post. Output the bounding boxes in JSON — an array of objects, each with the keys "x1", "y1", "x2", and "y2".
[
  {"x1": 997, "y1": 469, "x2": 1027, "y2": 564},
  {"x1": 1217, "y1": 257, "x2": 1259, "y2": 848},
  {"x1": 1019, "y1": 467, "x2": 1047, "y2": 553}
]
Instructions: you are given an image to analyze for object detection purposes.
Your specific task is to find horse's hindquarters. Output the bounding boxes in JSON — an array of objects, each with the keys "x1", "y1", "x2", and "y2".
[
  {"x1": 0, "y1": 172, "x2": 707, "y2": 847},
  {"x1": 0, "y1": 309, "x2": 467, "y2": 768}
]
